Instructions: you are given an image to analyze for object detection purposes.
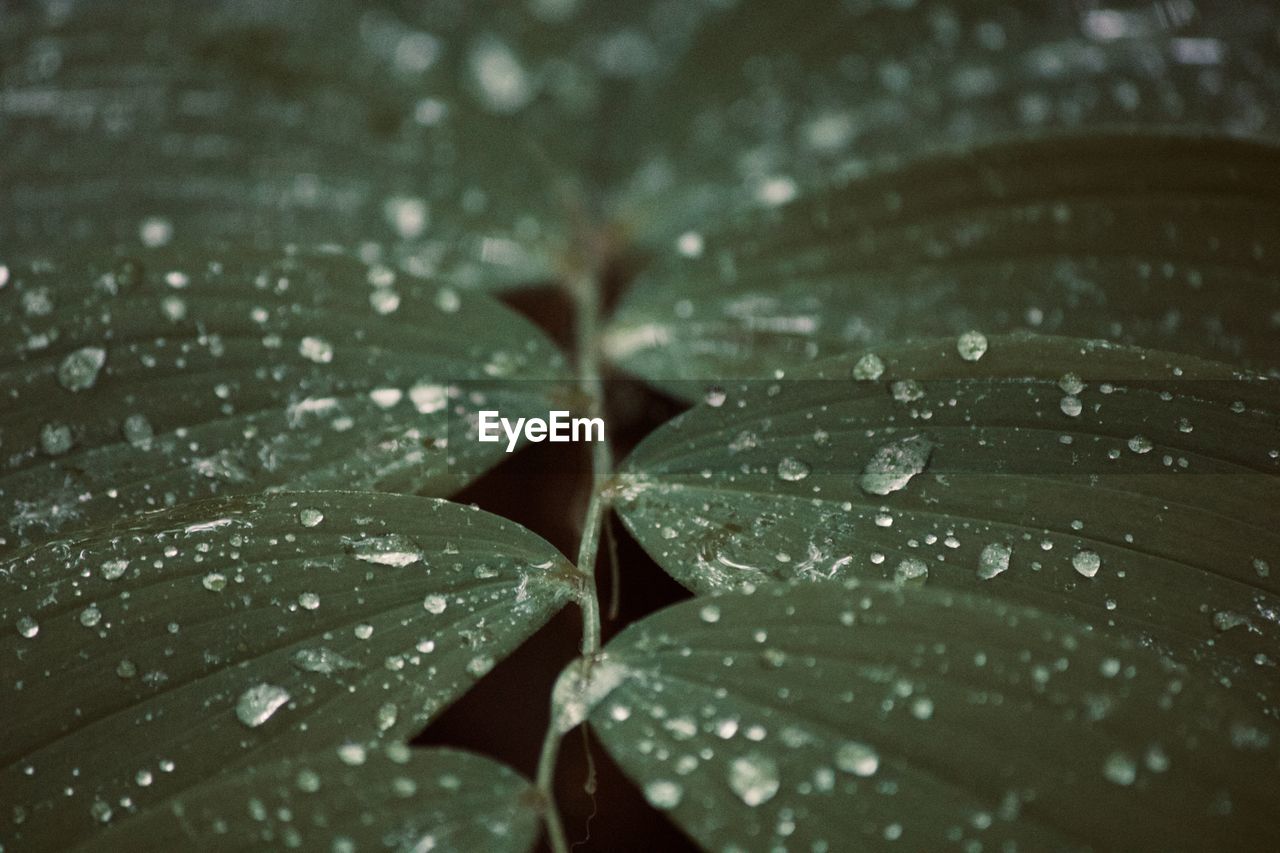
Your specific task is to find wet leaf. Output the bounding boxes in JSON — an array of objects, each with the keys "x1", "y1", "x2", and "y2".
[
  {"x1": 606, "y1": 135, "x2": 1280, "y2": 400},
  {"x1": 612, "y1": 335, "x2": 1280, "y2": 713},
  {"x1": 82, "y1": 744, "x2": 540, "y2": 853},
  {"x1": 0, "y1": 491, "x2": 578, "y2": 849},
  {"x1": 606, "y1": 1, "x2": 1280, "y2": 242},
  {"x1": 0, "y1": 0, "x2": 598, "y2": 288},
  {"x1": 582, "y1": 580, "x2": 1280, "y2": 851},
  {"x1": 0, "y1": 250, "x2": 569, "y2": 551}
]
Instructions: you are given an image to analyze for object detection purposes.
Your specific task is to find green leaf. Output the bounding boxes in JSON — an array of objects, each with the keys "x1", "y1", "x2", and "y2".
[
  {"x1": 0, "y1": 491, "x2": 578, "y2": 849},
  {"x1": 605, "y1": 135, "x2": 1280, "y2": 400},
  {"x1": 0, "y1": 0, "x2": 597, "y2": 288},
  {"x1": 0, "y1": 250, "x2": 570, "y2": 552},
  {"x1": 580, "y1": 580, "x2": 1280, "y2": 851},
  {"x1": 82, "y1": 744, "x2": 540, "y2": 853},
  {"x1": 612, "y1": 335, "x2": 1280, "y2": 713},
  {"x1": 606, "y1": 2, "x2": 1280, "y2": 242}
]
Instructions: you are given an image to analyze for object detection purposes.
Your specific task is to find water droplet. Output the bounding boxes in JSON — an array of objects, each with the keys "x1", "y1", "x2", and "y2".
[
  {"x1": 756, "y1": 175, "x2": 798, "y2": 207},
  {"x1": 1072, "y1": 550, "x2": 1101, "y2": 578},
  {"x1": 90, "y1": 799, "x2": 113, "y2": 824},
  {"x1": 39, "y1": 422, "x2": 74, "y2": 456},
  {"x1": 236, "y1": 683, "x2": 290, "y2": 728},
  {"x1": 202, "y1": 572, "x2": 228, "y2": 592},
  {"x1": 835, "y1": 741, "x2": 880, "y2": 776},
  {"x1": 1102, "y1": 751, "x2": 1136, "y2": 786},
  {"x1": 298, "y1": 336, "x2": 334, "y2": 364},
  {"x1": 299, "y1": 508, "x2": 324, "y2": 528},
  {"x1": 79, "y1": 605, "x2": 102, "y2": 627},
  {"x1": 57, "y1": 346, "x2": 107, "y2": 392},
  {"x1": 1127, "y1": 435, "x2": 1153, "y2": 454},
  {"x1": 377, "y1": 702, "x2": 398, "y2": 731},
  {"x1": 295, "y1": 768, "x2": 322, "y2": 793},
  {"x1": 337, "y1": 743, "x2": 367, "y2": 766},
  {"x1": 776, "y1": 456, "x2": 812, "y2": 482},
  {"x1": 852, "y1": 352, "x2": 885, "y2": 381},
  {"x1": 699, "y1": 604, "x2": 721, "y2": 624},
  {"x1": 645, "y1": 779, "x2": 684, "y2": 809},
  {"x1": 677, "y1": 231, "x2": 704, "y2": 259},
  {"x1": 956, "y1": 330, "x2": 988, "y2": 362},
  {"x1": 977, "y1": 543, "x2": 1011, "y2": 580},
  {"x1": 121, "y1": 414, "x2": 154, "y2": 447},
  {"x1": 728, "y1": 753, "x2": 780, "y2": 806},
  {"x1": 16, "y1": 615, "x2": 39, "y2": 638},
  {"x1": 293, "y1": 647, "x2": 359, "y2": 674},
  {"x1": 467, "y1": 654, "x2": 495, "y2": 677},
  {"x1": 890, "y1": 379, "x2": 925, "y2": 402},
  {"x1": 704, "y1": 386, "x2": 727, "y2": 407},
  {"x1": 1213, "y1": 610, "x2": 1253, "y2": 632},
  {"x1": 1059, "y1": 395, "x2": 1082, "y2": 417},
  {"x1": 347, "y1": 534, "x2": 422, "y2": 567},
  {"x1": 100, "y1": 558, "x2": 129, "y2": 581},
  {"x1": 859, "y1": 435, "x2": 933, "y2": 495},
  {"x1": 435, "y1": 288, "x2": 461, "y2": 314},
  {"x1": 1058, "y1": 372, "x2": 1085, "y2": 395},
  {"x1": 470, "y1": 38, "x2": 533, "y2": 113},
  {"x1": 139, "y1": 216, "x2": 173, "y2": 248},
  {"x1": 423, "y1": 594, "x2": 448, "y2": 615},
  {"x1": 298, "y1": 592, "x2": 320, "y2": 611},
  {"x1": 894, "y1": 558, "x2": 928, "y2": 585}
]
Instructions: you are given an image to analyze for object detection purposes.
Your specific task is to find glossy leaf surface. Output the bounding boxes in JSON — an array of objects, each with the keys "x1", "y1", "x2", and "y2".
[
  {"x1": 584, "y1": 581, "x2": 1280, "y2": 851},
  {"x1": 614, "y1": 336, "x2": 1280, "y2": 713},
  {"x1": 1, "y1": 491, "x2": 577, "y2": 849}
]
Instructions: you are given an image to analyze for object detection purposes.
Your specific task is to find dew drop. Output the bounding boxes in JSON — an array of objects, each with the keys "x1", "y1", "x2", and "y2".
[
  {"x1": 293, "y1": 647, "x2": 359, "y2": 674},
  {"x1": 835, "y1": 741, "x2": 879, "y2": 776},
  {"x1": 423, "y1": 594, "x2": 448, "y2": 615},
  {"x1": 728, "y1": 753, "x2": 780, "y2": 807},
  {"x1": 236, "y1": 683, "x2": 290, "y2": 727},
  {"x1": 1127, "y1": 435, "x2": 1153, "y2": 454},
  {"x1": 776, "y1": 456, "x2": 812, "y2": 482},
  {"x1": 299, "y1": 507, "x2": 324, "y2": 528},
  {"x1": 977, "y1": 543, "x2": 1012, "y2": 580},
  {"x1": 859, "y1": 435, "x2": 933, "y2": 496},
  {"x1": 852, "y1": 353, "x2": 885, "y2": 381},
  {"x1": 1058, "y1": 372, "x2": 1085, "y2": 395},
  {"x1": 890, "y1": 379, "x2": 925, "y2": 402},
  {"x1": 956, "y1": 330, "x2": 988, "y2": 362},
  {"x1": 202, "y1": 572, "x2": 228, "y2": 592},
  {"x1": 1059, "y1": 395, "x2": 1082, "y2": 417},
  {"x1": 298, "y1": 336, "x2": 334, "y2": 364},
  {"x1": 645, "y1": 779, "x2": 684, "y2": 810},
  {"x1": 348, "y1": 535, "x2": 422, "y2": 567},
  {"x1": 894, "y1": 558, "x2": 928, "y2": 585},
  {"x1": 79, "y1": 605, "x2": 102, "y2": 627},
  {"x1": 121, "y1": 414, "x2": 154, "y2": 447},
  {"x1": 1102, "y1": 751, "x2": 1137, "y2": 786},
  {"x1": 39, "y1": 422, "x2": 74, "y2": 456},
  {"x1": 16, "y1": 615, "x2": 39, "y2": 639},
  {"x1": 100, "y1": 558, "x2": 129, "y2": 581},
  {"x1": 1072, "y1": 550, "x2": 1101, "y2": 578},
  {"x1": 57, "y1": 346, "x2": 107, "y2": 392}
]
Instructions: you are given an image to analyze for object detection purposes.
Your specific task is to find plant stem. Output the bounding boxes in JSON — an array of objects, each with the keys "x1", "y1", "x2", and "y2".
[
  {"x1": 536, "y1": 270, "x2": 612, "y2": 853},
  {"x1": 570, "y1": 270, "x2": 610, "y2": 657},
  {"x1": 537, "y1": 722, "x2": 570, "y2": 853}
]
